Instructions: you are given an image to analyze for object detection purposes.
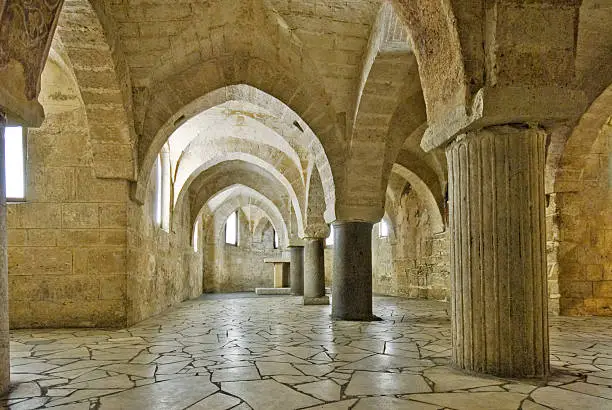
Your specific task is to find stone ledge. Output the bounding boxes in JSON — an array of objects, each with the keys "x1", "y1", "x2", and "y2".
[
  {"x1": 303, "y1": 296, "x2": 329, "y2": 305},
  {"x1": 255, "y1": 287, "x2": 291, "y2": 295}
]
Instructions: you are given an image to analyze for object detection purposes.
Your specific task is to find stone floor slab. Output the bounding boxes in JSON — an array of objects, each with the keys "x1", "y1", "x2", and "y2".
[
  {"x1": 345, "y1": 371, "x2": 432, "y2": 396},
  {"x1": 222, "y1": 380, "x2": 322, "y2": 409}
]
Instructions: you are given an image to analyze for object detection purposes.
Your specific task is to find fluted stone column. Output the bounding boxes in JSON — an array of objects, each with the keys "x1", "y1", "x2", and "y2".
[
  {"x1": 0, "y1": 111, "x2": 9, "y2": 394},
  {"x1": 332, "y1": 221, "x2": 377, "y2": 321},
  {"x1": 289, "y1": 246, "x2": 304, "y2": 296},
  {"x1": 303, "y1": 238, "x2": 328, "y2": 305},
  {"x1": 447, "y1": 125, "x2": 549, "y2": 378}
]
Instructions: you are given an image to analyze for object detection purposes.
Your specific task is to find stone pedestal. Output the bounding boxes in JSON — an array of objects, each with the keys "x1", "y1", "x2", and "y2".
[
  {"x1": 303, "y1": 238, "x2": 328, "y2": 305},
  {"x1": 447, "y1": 125, "x2": 549, "y2": 378},
  {"x1": 264, "y1": 258, "x2": 290, "y2": 288},
  {"x1": 0, "y1": 112, "x2": 8, "y2": 394},
  {"x1": 289, "y1": 246, "x2": 304, "y2": 296},
  {"x1": 331, "y1": 221, "x2": 375, "y2": 320}
]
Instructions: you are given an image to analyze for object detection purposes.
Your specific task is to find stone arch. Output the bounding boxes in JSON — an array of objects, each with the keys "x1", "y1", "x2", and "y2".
[
  {"x1": 173, "y1": 133, "x2": 304, "y2": 207},
  {"x1": 55, "y1": 0, "x2": 135, "y2": 180},
  {"x1": 134, "y1": 85, "x2": 336, "y2": 224},
  {"x1": 134, "y1": 27, "x2": 343, "y2": 208},
  {"x1": 181, "y1": 161, "x2": 293, "y2": 234},
  {"x1": 390, "y1": 163, "x2": 445, "y2": 234},
  {"x1": 253, "y1": 218, "x2": 276, "y2": 246},
  {"x1": 390, "y1": 0, "x2": 469, "y2": 128},
  {"x1": 200, "y1": 185, "x2": 290, "y2": 249},
  {"x1": 175, "y1": 152, "x2": 304, "y2": 238}
]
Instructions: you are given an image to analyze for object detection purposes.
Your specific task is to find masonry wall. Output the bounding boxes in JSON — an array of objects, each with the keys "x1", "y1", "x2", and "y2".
[
  {"x1": 371, "y1": 188, "x2": 450, "y2": 300},
  {"x1": 204, "y1": 210, "x2": 281, "y2": 292},
  {"x1": 126, "y1": 167, "x2": 202, "y2": 325},
  {"x1": 8, "y1": 59, "x2": 129, "y2": 328},
  {"x1": 557, "y1": 119, "x2": 612, "y2": 316}
]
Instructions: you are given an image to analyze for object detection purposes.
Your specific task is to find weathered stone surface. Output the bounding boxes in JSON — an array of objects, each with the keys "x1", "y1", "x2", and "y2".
[{"x1": 446, "y1": 126, "x2": 549, "y2": 377}]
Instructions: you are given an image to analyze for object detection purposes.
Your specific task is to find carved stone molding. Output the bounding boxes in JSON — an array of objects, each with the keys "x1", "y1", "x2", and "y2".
[{"x1": 0, "y1": 0, "x2": 64, "y2": 125}]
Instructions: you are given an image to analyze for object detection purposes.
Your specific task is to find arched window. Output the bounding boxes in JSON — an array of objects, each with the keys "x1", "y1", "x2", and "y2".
[
  {"x1": 5, "y1": 126, "x2": 26, "y2": 201},
  {"x1": 273, "y1": 229, "x2": 279, "y2": 249},
  {"x1": 193, "y1": 219, "x2": 200, "y2": 252},
  {"x1": 379, "y1": 220, "x2": 389, "y2": 238},
  {"x1": 326, "y1": 224, "x2": 334, "y2": 247},
  {"x1": 225, "y1": 211, "x2": 238, "y2": 245}
]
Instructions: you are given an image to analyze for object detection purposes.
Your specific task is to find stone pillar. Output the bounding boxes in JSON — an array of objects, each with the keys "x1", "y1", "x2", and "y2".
[
  {"x1": 303, "y1": 238, "x2": 328, "y2": 305},
  {"x1": 0, "y1": 111, "x2": 9, "y2": 394},
  {"x1": 447, "y1": 125, "x2": 549, "y2": 378},
  {"x1": 331, "y1": 221, "x2": 376, "y2": 321},
  {"x1": 289, "y1": 246, "x2": 304, "y2": 296}
]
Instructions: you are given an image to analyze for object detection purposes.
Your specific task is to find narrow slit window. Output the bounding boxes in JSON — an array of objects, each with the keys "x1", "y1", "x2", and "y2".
[
  {"x1": 5, "y1": 126, "x2": 25, "y2": 201},
  {"x1": 154, "y1": 155, "x2": 162, "y2": 226},
  {"x1": 326, "y1": 224, "x2": 334, "y2": 247},
  {"x1": 225, "y1": 211, "x2": 238, "y2": 245},
  {"x1": 273, "y1": 229, "x2": 279, "y2": 249},
  {"x1": 379, "y1": 220, "x2": 389, "y2": 238},
  {"x1": 193, "y1": 220, "x2": 200, "y2": 252}
]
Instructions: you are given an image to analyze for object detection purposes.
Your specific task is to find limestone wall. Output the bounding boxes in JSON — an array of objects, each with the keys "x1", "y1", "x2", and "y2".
[
  {"x1": 204, "y1": 210, "x2": 281, "y2": 292},
  {"x1": 126, "y1": 167, "x2": 202, "y2": 325},
  {"x1": 371, "y1": 188, "x2": 450, "y2": 300},
  {"x1": 8, "y1": 59, "x2": 129, "y2": 328},
  {"x1": 557, "y1": 118, "x2": 611, "y2": 316}
]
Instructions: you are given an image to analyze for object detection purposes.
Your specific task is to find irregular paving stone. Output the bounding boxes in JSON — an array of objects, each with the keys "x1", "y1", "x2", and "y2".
[
  {"x1": 562, "y1": 382, "x2": 612, "y2": 400},
  {"x1": 345, "y1": 371, "x2": 431, "y2": 396},
  {"x1": 102, "y1": 363, "x2": 156, "y2": 378},
  {"x1": 407, "y1": 392, "x2": 526, "y2": 410},
  {"x1": 100, "y1": 376, "x2": 218, "y2": 409},
  {"x1": 188, "y1": 392, "x2": 242, "y2": 409},
  {"x1": 271, "y1": 375, "x2": 319, "y2": 384},
  {"x1": 256, "y1": 361, "x2": 303, "y2": 376},
  {"x1": 354, "y1": 396, "x2": 439, "y2": 410},
  {"x1": 222, "y1": 380, "x2": 322, "y2": 409},
  {"x1": 305, "y1": 399, "x2": 358, "y2": 409},
  {"x1": 532, "y1": 386, "x2": 612, "y2": 409},
  {"x1": 48, "y1": 389, "x2": 124, "y2": 406},
  {"x1": 64, "y1": 374, "x2": 134, "y2": 390},
  {"x1": 340, "y1": 354, "x2": 433, "y2": 371},
  {"x1": 295, "y1": 380, "x2": 341, "y2": 401},
  {"x1": 6, "y1": 397, "x2": 49, "y2": 410},
  {"x1": 6, "y1": 382, "x2": 41, "y2": 399},
  {"x1": 424, "y1": 366, "x2": 503, "y2": 392},
  {"x1": 212, "y1": 366, "x2": 261, "y2": 382},
  {"x1": 295, "y1": 364, "x2": 335, "y2": 376}
]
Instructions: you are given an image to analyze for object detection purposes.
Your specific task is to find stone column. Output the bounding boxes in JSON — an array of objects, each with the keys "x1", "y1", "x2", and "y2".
[
  {"x1": 447, "y1": 125, "x2": 549, "y2": 378},
  {"x1": 0, "y1": 111, "x2": 9, "y2": 394},
  {"x1": 303, "y1": 238, "x2": 328, "y2": 305},
  {"x1": 289, "y1": 246, "x2": 304, "y2": 296},
  {"x1": 331, "y1": 221, "x2": 376, "y2": 321}
]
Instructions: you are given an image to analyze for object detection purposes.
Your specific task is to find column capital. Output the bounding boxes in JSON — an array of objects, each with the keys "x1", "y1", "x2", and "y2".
[{"x1": 421, "y1": 86, "x2": 586, "y2": 151}]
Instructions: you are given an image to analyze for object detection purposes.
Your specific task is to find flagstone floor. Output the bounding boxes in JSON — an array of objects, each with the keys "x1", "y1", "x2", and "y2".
[{"x1": 2, "y1": 295, "x2": 612, "y2": 409}]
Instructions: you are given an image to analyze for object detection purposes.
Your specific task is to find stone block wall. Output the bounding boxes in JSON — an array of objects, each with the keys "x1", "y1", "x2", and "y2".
[
  {"x1": 204, "y1": 210, "x2": 281, "y2": 292},
  {"x1": 372, "y1": 188, "x2": 450, "y2": 300},
  {"x1": 8, "y1": 58, "x2": 129, "y2": 328},
  {"x1": 126, "y1": 166, "x2": 202, "y2": 325},
  {"x1": 557, "y1": 119, "x2": 611, "y2": 316}
]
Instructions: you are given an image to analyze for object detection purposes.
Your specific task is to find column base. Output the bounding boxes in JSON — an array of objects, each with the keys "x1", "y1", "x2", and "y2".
[{"x1": 303, "y1": 296, "x2": 329, "y2": 305}]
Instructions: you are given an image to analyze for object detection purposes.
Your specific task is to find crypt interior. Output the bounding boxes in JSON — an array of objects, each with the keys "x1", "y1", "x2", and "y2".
[{"x1": 0, "y1": 0, "x2": 611, "y2": 409}]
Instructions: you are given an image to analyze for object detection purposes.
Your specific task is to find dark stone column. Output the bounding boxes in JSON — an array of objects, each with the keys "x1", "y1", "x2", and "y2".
[
  {"x1": 331, "y1": 221, "x2": 376, "y2": 321},
  {"x1": 289, "y1": 246, "x2": 304, "y2": 296},
  {"x1": 0, "y1": 111, "x2": 9, "y2": 394},
  {"x1": 303, "y1": 238, "x2": 328, "y2": 305},
  {"x1": 447, "y1": 125, "x2": 549, "y2": 378}
]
